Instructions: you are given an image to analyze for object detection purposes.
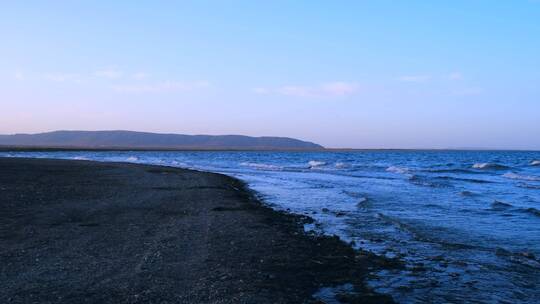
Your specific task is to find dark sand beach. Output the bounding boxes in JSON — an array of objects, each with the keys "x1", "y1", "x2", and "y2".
[{"x1": 0, "y1": 158, "x2": 395, "y2": 303}]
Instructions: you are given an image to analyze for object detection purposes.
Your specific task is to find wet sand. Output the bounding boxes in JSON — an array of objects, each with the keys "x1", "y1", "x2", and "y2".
[{"x1": 0, "y1": 157, "x2": 395, "y2": 303}]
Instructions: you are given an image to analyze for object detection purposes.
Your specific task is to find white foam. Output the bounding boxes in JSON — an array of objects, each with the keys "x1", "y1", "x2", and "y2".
[
  {"x1": 531, "y1": 160, "x2": 540, "y2": 166},
  {"x1": 170, "y1": 160, "x2": 188, "y2": 167},
  {"x1": 126, "y1": 156, "x2": 139, "y2": 162},
  {"x1": 472, "y1": 163, "x2": 507, "y2": 169},
  {"x1": 503, "y1": 172, "x2": 540, "y2": 181},
  {"x1": 472, "y1": 163, "x2": 490, "y2": 169},
  {"x1": 334, "y1": 162, "x2": 348, "y2": 169},
  {"x1": 308, "y1": 160, "x2": 326, "y2": 168},
  {"x1": 240, "y1": 162, "x2": 281, "y2": 171},
  {"x1": 386, "y1": 166, "x2": 409, "y2": 174}
]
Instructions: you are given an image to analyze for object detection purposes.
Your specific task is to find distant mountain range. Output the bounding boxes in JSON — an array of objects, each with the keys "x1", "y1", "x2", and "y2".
[{"x1": 0, "y1": 131, "x2": 324, "y2": 150}]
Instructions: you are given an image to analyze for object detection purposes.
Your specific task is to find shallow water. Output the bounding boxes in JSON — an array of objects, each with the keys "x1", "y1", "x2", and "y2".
[{"x1": 2, "y1": 150, "x2": 539, "y2": 303}]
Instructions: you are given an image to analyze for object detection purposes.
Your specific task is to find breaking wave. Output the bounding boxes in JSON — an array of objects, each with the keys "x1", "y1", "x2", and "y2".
[
  {"x1": 531, "y1": 160, "x2": 540, "y2": 166},
  {"x1": 472, "y1": 163, "x2": 509, "y2": 170},
  {"x1": 308, "y1": 160, "x2": 326, "y2": 168},
  {"x1": 334, "y1": 162, "x2": 349, "y2": 169}
]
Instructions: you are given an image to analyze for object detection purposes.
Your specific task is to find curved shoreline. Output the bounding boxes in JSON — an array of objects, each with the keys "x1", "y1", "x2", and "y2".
[{"x1": 0, "y1": 157, "x2": 396, "y2": 303}]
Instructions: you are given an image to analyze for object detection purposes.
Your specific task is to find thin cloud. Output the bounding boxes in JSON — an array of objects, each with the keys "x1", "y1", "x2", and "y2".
[
  {"x1": 252, "y1": 87, "x2": 270, "y2": 94},
  {"x1": 452, "y1": 87, "x2": 484, "y2": 96},
  {"x1": 398, "y1": 75, "x2": 431, "y2": 83},
  {"x1": 277, "y1": 85, "x2": 314, "y2": 98},
  {"x1": 44, "y1": 73, "x2": 82, "y2": 83},
  {"x1": 94, "y1": 68, "x2": 123, "y2": 79},
  {"x1": 448, "y1": 72, "x2": 463, "y2": 80},
  {"x1": 113, "y1": 81, "x2": 209, "y2": 93},
  {"x1": 321, "y1": 82, "x2": 359, "y2": 96},
  {"x1": 14, "y1": 71, "x2": 24, "y2": 81},
  {"x1": 132, "y1": 72, "x2": 148, "y2": 80},
  {"x1": 254, "y1": 82, "x2": 359, "y2": 98}
]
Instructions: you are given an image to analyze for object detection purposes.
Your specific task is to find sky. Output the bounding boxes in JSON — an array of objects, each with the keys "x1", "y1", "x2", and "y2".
[{"x1": 1, "y1": 1, "x2": 539, "y2": 149}]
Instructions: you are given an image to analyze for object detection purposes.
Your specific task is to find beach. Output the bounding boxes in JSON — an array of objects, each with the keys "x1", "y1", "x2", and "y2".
[{"x1": 0, "y1": 157, "x2": 394, "y2": 303}]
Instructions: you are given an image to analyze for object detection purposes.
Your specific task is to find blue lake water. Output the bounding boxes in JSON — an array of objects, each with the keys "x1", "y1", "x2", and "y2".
[{"x1": 2, "y1": 150, "x2": 539, "y2": 303}]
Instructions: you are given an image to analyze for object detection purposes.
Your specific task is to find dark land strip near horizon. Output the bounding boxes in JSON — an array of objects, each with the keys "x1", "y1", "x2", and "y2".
[{"x1": 0, "y1": 157, "x2": 399, "y2": 303}]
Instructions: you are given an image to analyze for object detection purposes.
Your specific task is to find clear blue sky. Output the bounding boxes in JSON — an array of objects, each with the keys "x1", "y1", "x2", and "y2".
[{"x1": 1, "y1": 1, "x2": 539, "y2": 149}]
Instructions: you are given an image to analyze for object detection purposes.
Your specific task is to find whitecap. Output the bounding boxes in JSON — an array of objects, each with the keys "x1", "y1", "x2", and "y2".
[
  {"x1": 502, "y1": 172, "x2": 540, "y2": 181},
  {"x1": 334, "y1": 162, "x2": 348, "y2": 169},
  {"x1": 472, "y1": 163, "x2": 508, "y2": 170},
  {"x1": 472, "y1": 163, "x2": 489, "y2": 169},
  {"x1": 308, "y1": 160, "x2": 326, "y2": 168},
  {"x1": 386, "y1": 166, "x2": 409, "y2": 174},
  {"x1": 126, "y1": 156, "x2": 139, "y2": 162},
  {"x1": 531, "y1": 160, "x2": 540, "y2": 166}
]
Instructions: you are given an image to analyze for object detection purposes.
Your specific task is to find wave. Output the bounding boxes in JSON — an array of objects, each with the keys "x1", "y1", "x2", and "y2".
[
  {"x1": 517, "y1": 183, "x2": 540, "y2": 190},
  {"x1": 427, "y1": 168, "x2": 480, "y2": 174},
  {"x1": 126, "y1": 156, "x2": 139, "y2": 162},
  {"x1": 472, "y1": 163, "x2": 509, "y2": 170},
  {"x1": 343, "y1": 192, "x2": 370, "y2": 208},
  {"x1": 334, "y1": 162, "x2": 349, "y2": 169},
  {"x1": 489, "y1": 201, "x2": 540, "y2": 218},
  {"x1": 491, "y1": 200, "x2": 513, "y2": 210},
  {"x1": 496, "y1": 247, "x2": 539, "y2": 261},
  {"x1": 343, "y1": 190, "x2": 365, "y2": 198},
  {"x1": 356, "y1": 196, "x2": 369, "y2": 206},
  {"x1": 435, "y1": 176, "x2": 493, "y2": 184},
  {"x1": 531, "y1": 160, "x2": 540, "y2": 166},
  {"x1": 169, "y1": 160, "x2": 188, "y2": 167},
  {"x1": 495, "y1": 248, "x2": 540, "y2": 269},
  {"x1": 376, "y1": 213, "x2": 412, "y2": 232},
  {"x1": 386, "y1": 166, "x2": 410, "y2": 174},
  {"x1": 376, "y1": 213, "x2": 479, "y2": 250},
  {"x1": 524, "y1": 207, "x2": 540, "y2": 217},
  {"x1": 502, "y1": 172, "x2": 540, "y2": 182},
  {"x1": 308, "y1": 160, "x2": 327, "y2": 168},
  {"x1": 240, "y1": 162, "x2": 282, "y2": 171},
  {"x1": 407, "y1": 174, "x2": 454, "y2": 188}
]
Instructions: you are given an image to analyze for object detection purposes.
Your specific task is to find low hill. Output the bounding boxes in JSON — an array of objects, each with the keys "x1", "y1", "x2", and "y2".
[{"x1": 0, "y1": 130, "x2": 324, "y2": 150}]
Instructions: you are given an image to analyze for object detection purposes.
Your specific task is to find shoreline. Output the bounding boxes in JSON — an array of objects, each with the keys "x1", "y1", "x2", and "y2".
[{"x1": 0, "y1": 157, "x2": 397, "y2": 303}]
